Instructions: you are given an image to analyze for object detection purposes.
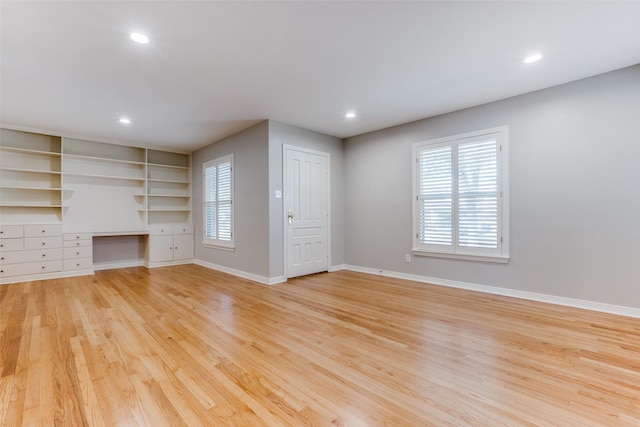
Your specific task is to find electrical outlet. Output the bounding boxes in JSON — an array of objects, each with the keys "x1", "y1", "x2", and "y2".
[{"x1": 405, "y1": 254, "x2": 411, "y2": 263}]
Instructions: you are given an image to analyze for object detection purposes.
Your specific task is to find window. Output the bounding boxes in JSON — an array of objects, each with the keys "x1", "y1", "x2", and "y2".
[
  {"x1": 203, "y1": 154, "x2": 233, "y2": 248},
  {"x1": 412, "y1": 126, "x2": 509, "y2": 262}
]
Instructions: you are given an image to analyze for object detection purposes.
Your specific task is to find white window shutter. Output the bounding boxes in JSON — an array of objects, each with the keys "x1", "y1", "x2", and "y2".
[
  {"x1": 203, "y1": 155, "x2": 233, "y2": 246},
  {"x1": 418, "y1": 146, "x2": 452, "y2": 247},
  {"x1": 413, "y1": 126, "x2": 508, "y2": 262},
  {"x1": 458, "y1": 140, "x2": 498, "y2": 249}
]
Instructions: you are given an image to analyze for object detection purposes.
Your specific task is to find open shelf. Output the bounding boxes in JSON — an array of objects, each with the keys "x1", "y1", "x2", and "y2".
[
  {"x1": 0, "y1": 129, "x2": 63, "y2": 225},
  {"x1": 64, "y1": 172, "x2": 146, "y2": 181}
]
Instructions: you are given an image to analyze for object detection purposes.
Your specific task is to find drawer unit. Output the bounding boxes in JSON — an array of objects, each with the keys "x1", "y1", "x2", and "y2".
[
  {"x1": 63, "y1": 257, "x2": 93, "y2": 271},
  {"x1": 25, "y1": 236, "x2": 63, "y2": 250},
  {"x1": 149, "y1": 225, "x2": 172, "y2": 235},
  {"x1": 0, "y1": 238, "x2": 24, "y2": 251},
  {"x1": 64, "y1": 239, "x2": 92, "y2": 248},
  {"x1": 63, "y1": 246, "x2": 92, "y2": 259},
  {"x1": 62, "y1": 233, "x2": 93, "y2": 273},
  {"x1": 24, "y1": 224, "x2": 62, "y2": 237},
  {"x1": 63, "y1": 233, "x2": 92, "y2": 241},
  {"x1": 0, "y1": 225, "x2": 23, "y2": 239},
  {"x1": 173, "y1": 224, "x2": 194, "y2": 235},
  {"x1": 0, "y1": 223, "x2": 64, "y2": 282},
  {"x1": 0, "y1": 248, "x2": 62, "y2": 265},
  {"x1": 0, "y1": 260, "x2": 63, "y2": 278}
]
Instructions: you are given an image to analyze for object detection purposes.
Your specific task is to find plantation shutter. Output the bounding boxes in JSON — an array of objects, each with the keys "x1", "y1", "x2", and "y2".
[
  {"x1": 204, "y1": 155, "x2": 233, "y2": 244},
  {"x1": 418, "y1": 146, "x2": 452, "y2": 247},
  {"x1": 216, "y1": 162, "x2": 232, "y2": 241},
  {"x1": 415, "y1": 128, "x2": 505, "y2": 259},
  {"x1": 458, "y1": 139, "x2": 498, "y2": 249}
]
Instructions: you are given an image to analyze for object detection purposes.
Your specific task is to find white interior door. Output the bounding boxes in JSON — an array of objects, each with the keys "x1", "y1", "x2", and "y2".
[{"x1": 285, "y1": 146, "x2": 329, "y2": 278}]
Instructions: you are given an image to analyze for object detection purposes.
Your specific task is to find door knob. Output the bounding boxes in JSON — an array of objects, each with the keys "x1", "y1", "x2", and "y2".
[{"x1": 288, "y1": 209, "x2": 294, "y2": 224}]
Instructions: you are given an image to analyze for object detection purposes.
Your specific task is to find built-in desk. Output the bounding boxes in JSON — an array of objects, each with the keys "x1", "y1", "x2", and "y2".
[{"x1": 91, "y1": 231, "x2": 150, "y2": 271}]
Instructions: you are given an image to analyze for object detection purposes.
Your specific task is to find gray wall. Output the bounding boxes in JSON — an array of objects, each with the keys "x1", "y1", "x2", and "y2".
[
  {"x1": 344, "y1": 65, "x2": 640, "y2": 308},
  {"x1": 268, "y1": 121, "x2": 344, "y2": 277},
  {"x1": 192, "y1": 120, "x2": 343, "y2": 280},
  {"x1": 192, "y1": 121, "x2": 271, "y2": 277}
]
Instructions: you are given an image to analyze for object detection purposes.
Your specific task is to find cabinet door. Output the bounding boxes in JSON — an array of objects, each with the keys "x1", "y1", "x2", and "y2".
[
  {"x1": 173, "y1": 234, "x2": 194, "y2": 260},
  {"x1": 148, "y1": 235, "x2": 174, "y2": 263}
]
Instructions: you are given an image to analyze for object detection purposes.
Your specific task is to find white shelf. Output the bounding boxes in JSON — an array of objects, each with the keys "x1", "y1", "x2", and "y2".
[
  {"x1": 1, "y1": 186, "x2": 62, "y2": 191},
  {"x1": 147, "y1": 208, "x2": 191, "y2": 212},
  {"x1": 0, "y1": 146, "x2": 62, "y2": 157},
  {"x1": 64, "y1": 172, "x2": 146, "y2": 181},
  {"x1": 63, "y1": 153, "x2": 145, "y2": 166},
  {"x1": 147, "y1": 194, "x2": 190, "y2": 198},
  {"x1": 147, "y1": 178, "x2": 190, "y2": 184},
  {"x1": 1, "y1": 203, "x2": 62, "y2": 208},
  {"x1": 147, "y1": 163, "x2": 189, "y2": 170},
  {"x1": 0, "y1": 167, "x2": 61, "y2": 175}
]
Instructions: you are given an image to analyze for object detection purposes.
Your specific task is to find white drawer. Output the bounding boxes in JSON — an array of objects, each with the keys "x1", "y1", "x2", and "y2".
[
  {"x1": 64, "y1": 233, "x2": 92, "y2": 241},
  {"x1": 64, "y1": 246, "x2": 92, "y2": 259},
  {"x1": 0, "y1": 238, "x2": 23, "y2": 251},
  {"x1": 24, "y1": 224, "x2": 62, "y2": 237},
  {"x1": 149, "y1": 225, "x2": 172, "y2": 235},
  {"x1": 0, "y1": 260, "x2": 62, "y2": 277},
  {"x1": 0, "y1": 225, "x2": 23, "y2": 238},
  {"x1": 24, "y1": 236, "x2": 62, "y2": 250},
  {"x1": 64, "y1": 258, "x2": 93, "y2": 271},
  {"x1": 173, "y1": 224, "x2": 194, "y2": 235},
  {"x1": 0, "y1": 248, "x2": 62, "y2": 265},
  {"x1": 63, "y1": 239, "x2": 92, "y2": 248}
]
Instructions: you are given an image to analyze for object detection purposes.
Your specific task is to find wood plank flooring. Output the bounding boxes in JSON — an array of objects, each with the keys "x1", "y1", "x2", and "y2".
[{"x1": 1, "y1": 265, "x2": 639, "y2": 426}]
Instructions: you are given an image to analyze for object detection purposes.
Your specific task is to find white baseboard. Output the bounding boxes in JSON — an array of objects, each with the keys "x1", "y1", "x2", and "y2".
[
  {"x1": 93, "y1": 260, "x2": 145, "y2": 271},
  {"x1": 0, "y1": 269, "x2": 94, "y2": 285},
  {"x1": 194, "y1": 260, "x2": 286, "y2": 285},
  {"x1": 329, "y1": 264, "x2": 348, "y2": 272},
  {"x1": 145, "y1": 259, "x2": 194, "y2": 269},
  {"x1": 341, "y1": 264, "x2": 640, "y2": 319}
]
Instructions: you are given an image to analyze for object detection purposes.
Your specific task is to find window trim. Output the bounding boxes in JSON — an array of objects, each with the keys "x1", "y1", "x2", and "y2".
[
  {"x1": 412, "y1": 126, "x2": 509, "y2": 263},
  {"x1": 203, "y1": 154, "x2": 234, "y2": 250}
]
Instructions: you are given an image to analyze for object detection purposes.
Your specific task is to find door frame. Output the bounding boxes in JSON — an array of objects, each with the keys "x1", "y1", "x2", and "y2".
[{"x1": 282, "y1": 144, "x2": 331, "y2": 279}]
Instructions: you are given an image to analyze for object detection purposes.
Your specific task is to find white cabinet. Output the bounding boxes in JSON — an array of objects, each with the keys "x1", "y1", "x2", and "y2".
[
  {"x1": 146, "y1": 224, "x2": 194, "y2": 266},
  {"x1": 0, "y1": 224, "x2": 63, "y2": 283}
]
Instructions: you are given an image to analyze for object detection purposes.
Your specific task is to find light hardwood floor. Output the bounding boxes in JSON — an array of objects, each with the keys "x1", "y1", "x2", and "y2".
[{"x1": 1, "y1": 265, "x2": 639, "y2": 426}]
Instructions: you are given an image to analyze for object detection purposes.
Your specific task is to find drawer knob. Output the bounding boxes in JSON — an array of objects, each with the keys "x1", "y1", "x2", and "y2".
[
  {"x1": 76, "y1": 263, "x2": 80, "y2": 267},
  {"x1": 42, "y1": 230, "x2": 45, "y2": 233},
  {"x1": 76, "y1": 236, "x2": 80, "y2": 239},
  {"x1": 42, "y1": 254, "x2": 46, "y2": 257},
  {"x1": 41, "y1": 266, "x2": 45, "y2": 269},
  {"x1": 1, "y1": 257, "x2": 4, "y2": 260},
  {"x1": 76, "y1": 252, "x2": 80, "y2": 255},
  {"x1": 42, "y1": 242, "x2": 46, "y2": 246}
]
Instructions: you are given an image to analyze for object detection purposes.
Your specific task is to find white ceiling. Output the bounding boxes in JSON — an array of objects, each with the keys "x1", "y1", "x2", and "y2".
[{"x1": 2, "y1": 1, "x2": 640, "y2": 153}]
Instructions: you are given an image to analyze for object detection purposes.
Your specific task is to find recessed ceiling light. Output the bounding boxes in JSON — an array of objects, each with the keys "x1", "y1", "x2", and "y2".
[
  {"x1": 523, "y1": 53, "x2": 543, "y2": 64},
  {"x1": 345, "y1": 112, "x2": 356, "y2": 118},
  {"x1": 130, "y1": 32, "x2": 149, "y2": 44},
  {"x1": 119, "y1": 117, "x2": 131, "y2": 124}
]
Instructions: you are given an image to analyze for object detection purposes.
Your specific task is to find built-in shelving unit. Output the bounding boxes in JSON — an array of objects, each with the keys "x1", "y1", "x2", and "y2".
[
  {"x1": 0, "y1": 129, "x2": 63, "y2": 224},
  {"x1": 146, "y1": 149, "x2": 191, "y2": 225},
  {"x1": 1, "y1": 129, "x2": 194, "y2": 283},
  {"x1": 62, "y1": 138, "x2": 147, "y2": 233}
]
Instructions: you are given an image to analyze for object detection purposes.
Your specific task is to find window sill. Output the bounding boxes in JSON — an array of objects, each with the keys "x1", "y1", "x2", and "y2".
[
  {"x1": 203, "y1": 242, "x2": 235, "y2": 252},
  {"x1": 411, "y1": 250, "x2": 509, "y2": 264}
]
